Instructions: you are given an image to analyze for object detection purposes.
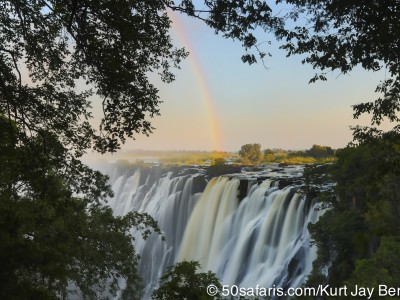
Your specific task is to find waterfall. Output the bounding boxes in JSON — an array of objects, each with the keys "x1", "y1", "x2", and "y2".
[{"x1": 105, "y1": 164, "x2": 322, "y2": 298}]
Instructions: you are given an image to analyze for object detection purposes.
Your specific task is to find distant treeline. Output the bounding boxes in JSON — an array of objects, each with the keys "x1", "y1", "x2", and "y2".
[
  {"x1": 120, "y1": 150, "x2": 238, "y2": 166},
  {"x1": 240, "y1": 144, "x2": 336, "y2": 165},
  {"x1": 122, "y1": 144, "x2": 336, "y2": 166}
]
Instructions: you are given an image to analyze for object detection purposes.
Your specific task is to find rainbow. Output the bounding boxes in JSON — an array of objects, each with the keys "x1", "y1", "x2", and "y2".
[{"x1": 168, "y1": 10, "x2": 224, "y2": 151}]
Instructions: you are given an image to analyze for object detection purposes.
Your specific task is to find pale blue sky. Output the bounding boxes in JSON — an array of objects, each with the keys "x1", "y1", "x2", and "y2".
[{"x1": 93, "y1": 9, "x2": 387, "y2": 153}]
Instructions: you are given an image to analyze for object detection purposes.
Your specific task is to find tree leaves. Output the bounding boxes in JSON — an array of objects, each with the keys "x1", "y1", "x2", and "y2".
[
  {"x1": 0, "y1": 115, "x2": 163, "y2": 299},
  {"x1": 152, "y1": 260, "x2": 222, "y2": 300},
  {"x1": 1, "y1": 0, "x2": 188, "y2": 153},
  {"x1": 238, "y1": 143, "x2": 262, "y2": 164},
  {"x1": 276, "y1": 0, "x2": 400, "y2": 137}
]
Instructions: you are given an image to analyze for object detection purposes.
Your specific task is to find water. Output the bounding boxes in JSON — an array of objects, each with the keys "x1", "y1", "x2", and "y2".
[{"x1": 104, "y1": 164, "x2": 322, "y2": 298}]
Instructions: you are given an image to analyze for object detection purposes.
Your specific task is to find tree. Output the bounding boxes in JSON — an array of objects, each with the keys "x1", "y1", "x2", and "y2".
[
  {"x1": 239, "y1": 143, "x2": 262, "y2": 164},
  {"x1": 306, "y1": 145, "x2": 334, "y2": 158},
  {"x1": 262, "y1": 149, "x2": 275, "y2": 162},
  {"x1": 305, "y1": 136, "x2": 400, "y2": 287},
  {"x1": 346, "y1": 236, "x2": 400, "y2": 299},
  {"x1": 275, "y1": 0, "x2": 400, "y2": 143},
  {"x1": 211, "y1": 157, "x2": 226, "y2": 166},
  {"x1": 152, "y1": 261, "x2": 221, "y2": 300},
  {"x1": 0, "y1": 116, "x2": 162, "y2": 299}
]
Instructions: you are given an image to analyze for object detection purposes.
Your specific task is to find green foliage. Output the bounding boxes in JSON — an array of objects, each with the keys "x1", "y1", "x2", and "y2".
[
  {"x1": 277, "y1": 0, "x2": 398, "y2": 76},
  {"x1": 0, "y1": 0, "x2": 188, "y2": 154},
  {"x1": 152, "y1": 261, "x2": 222, "y2": 300},
  {"x1": 0, "y1": 1, "x2": 281, "y2": 154},
  {"x1": 211, "y1": 157, "x2": 226, "y2": 166},
  {"x1": 166, "y1": 1, "x2": 282, "y2": 65},
  {"x1": 279, "y1": 156, "x2": 317, "y2": 164},
  {"x1": 307, "y1": 210, "x2": 368, "y2": 287},
  {"x1": 365, "y1": 200, "x2": 399, "y2": 237},
  {"x1": 152, "y1": 144, "x2": 336, "y2": 166},
  {"x1": 263, "y1": 148, "x2": 274, "y2": 156},
  {"x1": 263, "y1": 153, "x2": 276, "y2": 162},
  {"x1": 239, "y1": 143, "x2": 262, "y2": 165},
  {"x1": 154, "y1": 151, "x2": 236, "y2": 166},
  {"x1": 306, "y1": 145, "x2": 335, "y2": 158},
  {"x1": 276, "y1": 0, "x2": 400, "y2": 142},
  {"x1": 333, "y1": 140, "x2": 400, "y2": 212},
  {"x1": 261, "y1": 146, "x2": 336, "y2": 164},
  {"x1": 0, "y1": 117, "x2": 162, "y2": 299},
  {"x1": 346, "y1": 236, "x2": 400, "y2": 300},
  {"x1": 306, "y1": 136, "x2": 400, "y2": 289}
]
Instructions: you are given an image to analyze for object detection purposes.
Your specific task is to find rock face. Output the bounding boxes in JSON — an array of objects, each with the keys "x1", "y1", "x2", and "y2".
[
  {"x1": 206, "y1": 164, "x2": 242, "y2": 178},
  {"x1": 238, "y1": 179, "x2": 251, "y2": 201}
]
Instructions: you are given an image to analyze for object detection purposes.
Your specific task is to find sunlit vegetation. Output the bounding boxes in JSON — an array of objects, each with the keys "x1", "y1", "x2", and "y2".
[
  {"x1": 122, "y1": 150, "x2": 239, "y2": 166},
  {"x1": 122, "y1": 145, "x2": 336, "y2": 167},
  {"x1": 262, "y1": 154, "x2": 336, "y2": 165},
  {"x1": 262, "y1": 145, "x2": 337, "y2": 165},
  {"x1": 239, "y1": 143, "x2": 263, "y2": 165},
  {"x1": 159, "y1": 151, "x2": 235, "y2": 166}
]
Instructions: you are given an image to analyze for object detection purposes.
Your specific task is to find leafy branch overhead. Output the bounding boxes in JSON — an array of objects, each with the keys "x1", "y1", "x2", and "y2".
[
  {"x1": 275, "y1": 0, "x2": 400, "y2": 141},
  {"x1": 0, "y1": 0, "x2": 281, "y2": 155},
  {"x1": 2, "y1": 1, "x2": 399, "y2": 154},
  {"x1": 165, "y1": 0, "x2": 281, "y2": 64}
]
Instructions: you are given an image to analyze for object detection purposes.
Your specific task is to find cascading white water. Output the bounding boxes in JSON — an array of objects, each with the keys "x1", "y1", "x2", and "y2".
[
  {"x1": 177, "y1": 177, "x2": 320, "y2": 289},
  {"x1": 105, "y1": 164, "x2": 322, "y2": 298},
  {"x1": 107, "y1": 166, "x2": 206, "y2": 298}
]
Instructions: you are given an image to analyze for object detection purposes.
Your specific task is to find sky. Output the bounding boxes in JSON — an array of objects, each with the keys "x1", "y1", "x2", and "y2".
[{"x1": 91, "y1": 8, "x2": 387, "y2": 154}]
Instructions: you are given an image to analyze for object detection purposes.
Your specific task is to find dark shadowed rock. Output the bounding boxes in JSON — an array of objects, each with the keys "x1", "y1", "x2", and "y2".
[{"x1": 206, "y1": 164, "x2": 242, "y2": 178}]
